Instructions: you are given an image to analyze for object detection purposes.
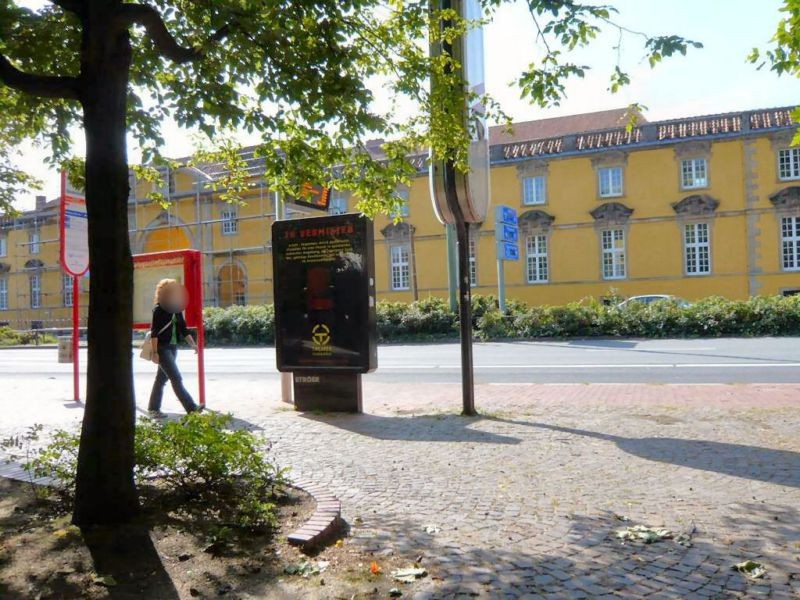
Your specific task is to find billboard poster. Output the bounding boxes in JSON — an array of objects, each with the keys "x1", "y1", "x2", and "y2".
[
  {"x1": 60, "y1": 171, "x2": 89, "y2": 276},
  {"x1": 272, "y1": 214, "x2": 377, "y2": 373}
]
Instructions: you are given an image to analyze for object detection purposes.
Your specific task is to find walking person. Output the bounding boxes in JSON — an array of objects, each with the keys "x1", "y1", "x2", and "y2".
[{"x1": 148, "y1": 278, "x2": 200, "y2": 417}]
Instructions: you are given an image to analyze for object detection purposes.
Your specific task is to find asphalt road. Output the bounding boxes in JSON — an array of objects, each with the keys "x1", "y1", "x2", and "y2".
[{"x1": 3, "y1": 337, "x2": 800, "y2": 384}]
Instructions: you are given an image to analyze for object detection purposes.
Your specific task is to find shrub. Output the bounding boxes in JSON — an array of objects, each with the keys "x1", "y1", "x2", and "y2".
[
  {"x1": 202, "y1": 294, "x2": 800, "y2": 344},
  {"x1": 24, "y1": 413, "x2": 287, "y2": 529}
]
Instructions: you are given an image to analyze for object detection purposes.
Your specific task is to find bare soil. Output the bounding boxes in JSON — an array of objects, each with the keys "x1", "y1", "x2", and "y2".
[{"x1": 0, "y1": 478, "x2": 426, "y2": 599}]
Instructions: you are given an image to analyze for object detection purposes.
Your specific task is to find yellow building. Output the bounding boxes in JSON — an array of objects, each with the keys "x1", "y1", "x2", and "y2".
[{"x1": 3, "y1": 105, "x2": 800, "y2": 329}]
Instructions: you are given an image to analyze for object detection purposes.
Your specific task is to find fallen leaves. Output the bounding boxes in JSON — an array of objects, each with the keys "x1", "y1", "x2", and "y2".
[
  {"x1": 616, "y1": 525, "x2": 673, "y2": 544},
  {"x1": 733, "y1": 560, "x2": 767, "y2": 579},
  {"x1": 391, "y1": 567, "x2": 428, "y2": 583},
  {"x1": 284, "y1": 560, "x2": 329, "y2": 578},
  {"x1": 369, "y1": 561, "x2": 382, "y2": 575}
]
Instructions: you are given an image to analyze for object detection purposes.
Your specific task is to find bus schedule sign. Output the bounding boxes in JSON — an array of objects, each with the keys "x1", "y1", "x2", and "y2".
[{"x1": 272, "y1": 214, "x2": 377, "y2": 373}]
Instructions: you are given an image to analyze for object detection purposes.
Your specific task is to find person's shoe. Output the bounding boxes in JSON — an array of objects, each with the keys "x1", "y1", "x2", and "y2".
[
  {"x1": 148, "y1": 410, "x2": 167, "y2": 419},
  {"x1": 187, "y1": 405, "x2": 203, "y2": 414}
]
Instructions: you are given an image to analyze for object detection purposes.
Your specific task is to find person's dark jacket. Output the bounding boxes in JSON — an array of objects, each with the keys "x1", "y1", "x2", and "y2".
[{"x1": 151, "y1": 304, "x2": 190, "y2": 346}]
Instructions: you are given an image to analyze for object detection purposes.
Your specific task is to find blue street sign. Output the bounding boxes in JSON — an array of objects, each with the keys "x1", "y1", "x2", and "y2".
[
  {"x1": 496, "y1": 224, "x2": 519, "y2": 244},
  {"x1": 495, "y1": 205, "x2": 518, "y2": 226},
  {"x1": 498, "y1": 242, "x2": 520, "y2": 261}
]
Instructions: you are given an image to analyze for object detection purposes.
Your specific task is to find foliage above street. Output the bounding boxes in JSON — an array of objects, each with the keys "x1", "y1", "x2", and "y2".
[{"x1": 0, "y1": 1, "x2": 702, "y2": 215}]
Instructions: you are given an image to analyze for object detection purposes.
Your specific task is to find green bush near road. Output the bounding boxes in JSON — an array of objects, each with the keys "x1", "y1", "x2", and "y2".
[
  {"x1": 201, "y1": 294, "x2": 800, "y2": 345},
  {"x1": 0, "y1": 326, "x2": 56, "y2": 347}
]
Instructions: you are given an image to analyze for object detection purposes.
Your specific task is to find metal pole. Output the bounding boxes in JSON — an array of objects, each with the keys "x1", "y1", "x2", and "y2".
[
  {"x1": 454, "y1": 217, "x2": 475, "y2": 416},
  {"x1": 497, "y1": 258, "x2": 506, "y2": 312},
  {"x1": 72, "y1": 275, "x2": 80, "y2": 402},
  {"x1": 446, "y1": 224, "x2": 458, "y2": 312},
  {"x1": 275, "y1": 190, "x2": 293, "y2": 404}
]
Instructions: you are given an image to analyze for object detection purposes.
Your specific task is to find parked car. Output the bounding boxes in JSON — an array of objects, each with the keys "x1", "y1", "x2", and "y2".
[{"x1": 617, "y1": 295, "x2": 690, "y2": 309}]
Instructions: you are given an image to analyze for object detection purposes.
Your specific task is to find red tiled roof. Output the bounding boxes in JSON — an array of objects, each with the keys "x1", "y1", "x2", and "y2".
[{"x1": 489, "y1": 107, "x2": 647, "y2": 144}]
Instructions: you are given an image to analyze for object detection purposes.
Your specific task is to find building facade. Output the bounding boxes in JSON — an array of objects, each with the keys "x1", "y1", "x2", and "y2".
[{"x1": 2, "y1": 105, "x2": 799, "y2": 329}]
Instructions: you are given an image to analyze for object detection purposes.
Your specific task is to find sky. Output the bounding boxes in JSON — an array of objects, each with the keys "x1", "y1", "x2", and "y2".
[{"x1": 10, "y1": 0, "x2": 800, "y2": 210}]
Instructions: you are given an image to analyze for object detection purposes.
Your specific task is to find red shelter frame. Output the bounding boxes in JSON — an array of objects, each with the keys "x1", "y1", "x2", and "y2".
[{"x1": 133, "y1": 249, "x2": 206, "y2": 407}]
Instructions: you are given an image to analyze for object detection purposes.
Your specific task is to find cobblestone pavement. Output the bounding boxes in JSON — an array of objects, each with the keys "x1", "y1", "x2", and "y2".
[
  {"x1": 258, "y1": 384, "x2": 800, "y2": 599},
  {"x1": 3, "y1": 376, "x2": 800, "y2": 598}
]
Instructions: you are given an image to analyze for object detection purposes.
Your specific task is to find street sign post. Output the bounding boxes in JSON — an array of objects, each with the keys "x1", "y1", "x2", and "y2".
[
  {"x1": 60, "y1": 171, "x2": 89, "y2": 402},
  {"x1": 494, "y1": 205, "x2": 519, "y2": 312},
  {"x1": 428, "y1": 0, "x2": 488, "y2": 416}
]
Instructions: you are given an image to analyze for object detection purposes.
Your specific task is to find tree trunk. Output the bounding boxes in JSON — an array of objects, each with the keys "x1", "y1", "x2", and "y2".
[{"x1": 72, "y1": 4, "x2": 139, "y2": 526}]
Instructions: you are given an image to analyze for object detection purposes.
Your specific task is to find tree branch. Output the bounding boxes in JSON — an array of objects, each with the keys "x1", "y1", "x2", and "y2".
[
  {"x1": 0, "y1": 54, "x2": 80, "y2": 100},
  {"x1": 119, "y1": 4, "x2": 231, "y2": 63}
]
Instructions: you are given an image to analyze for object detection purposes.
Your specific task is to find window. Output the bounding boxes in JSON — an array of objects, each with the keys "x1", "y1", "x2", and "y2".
[
  {"x1": 392, "y1": 189, "x2": 410, "y2": 218},
  {"x1": 779, "y1": 148, "x2": 800, "y2": 181},
  {"x1": 0, "y1": 278, "x2": 7, "y2": 311},
  {"x1": 522, "y1": 176, "x2": 546, "y2": 205},
  {"x1": 63, "y1": 274, "x2": 74, "y2": 307},
  {"x1": 468, "y1": 231, "x2": 478, "y2": 287},
  {"x1": 390, "y1": 245, "x2": 410, "y2": 290},
  {"x1": 681, "y1": 158, "x2": 708, "y2": 189},
  {"x1": 781, "y1": 216, "x2": 800, "y2": 271},
  {"x1": 329, "y1": 191, "x2": 348, "y2": 215},
  {"x1": 30, "y1": 274, "x2": 41, "y2": 308},
  {"x1": 0, "y1": 235, "x2": 6, "y2": 257},
  {"x1": 601, "y1": 229, "x2": 626, "y2": 280},
  {"x1": 29, "y1": 231, "x2": 40, "y2": 254},
  {"x1": 525, "y1": 234, "x2": 549, "y2": 283},
  {"x1": 598, "y1": 167, "x2": 623, "y2": 197},
  {"x1": 234, "y1": 291, "x2": 246, "y2": 306},
  {"x1": 684, "y1": 222, "x2": 711, "y2": 275},
  {"x1": 221, "y1": 207, "x2": 238, "y2": 235}
]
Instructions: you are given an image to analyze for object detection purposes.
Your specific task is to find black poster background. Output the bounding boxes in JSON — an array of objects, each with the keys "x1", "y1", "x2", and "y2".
[{"x1": 272, "y1": 214, "x2": 377, "y2": 373}]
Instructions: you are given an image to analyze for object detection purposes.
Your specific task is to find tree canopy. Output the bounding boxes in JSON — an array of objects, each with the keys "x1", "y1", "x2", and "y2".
[{"x1": 0, "y1": 0, "x2": 701, "y2": 216}]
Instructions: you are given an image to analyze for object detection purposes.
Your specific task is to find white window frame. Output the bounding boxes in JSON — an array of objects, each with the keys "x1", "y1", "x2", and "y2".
[
  {"x1": 526, "y1": 234, "x2": 549, "y2": 284},
  {"x1": 0, "y1": 235, "x2": 7, "y2": 257},
  {"x1": 221, "y1": 207, "x2": 238, "y2": 236},
  {"x1": 329, "y1": 190, "x2": 348, "y2": 215},
  {"x1": 684, "y1": 222, "x2": 711, "y2": 276},
  {"x1": 30, "y1": 273, "x2": 41, "y2": 309},
  {"x1": 390, "y1": 244, "x2": 410, "y2": 291},
  {"x1": 468, "y1": 231, "x2": 478, "y2": 287},
  {"x1": 0, "y1": 277, "x2": 7, "y2": 311},
  {"x1": 63, "y1": 273, "x2": 74, "y2": 307},
  {"x1": 778, "y1": 148, "x2": 800, "y2": 181},
  {"x1": 781, "y1": 216, "x2": 800, "y2": 271},
  {"x1": 598, "y1": 166, "x2": 624, "y2": 198},
  {"x1": 29, "y1": 231, "x2": 40, "y2": 255},
  {"x1": 522, "y1": 176, "x2": 546, "y2": 206},
  {"x1": 601, "y1": 228, "x2": 626, "y2": 280},
  {"x1": 681, "y1": 158, "x2": 708, "y2": 190},
  {"x1": 392, "y1": 189, "x2": 410, "y2": 218}
]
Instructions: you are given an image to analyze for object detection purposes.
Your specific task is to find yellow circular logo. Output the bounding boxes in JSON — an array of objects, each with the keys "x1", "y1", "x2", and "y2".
[{"x1": 311, "y1": 324, "x2": 331, "y2": 346}]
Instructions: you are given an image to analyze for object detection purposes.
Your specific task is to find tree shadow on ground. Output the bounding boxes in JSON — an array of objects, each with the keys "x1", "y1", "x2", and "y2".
[
  {"x1": 298, "y1": 412, "x2": 521, "y2": 445},
  {"x1": 340, "y1": 506, "x2": 796, "y2": 598},
  {"x1": 81, "y1": 524, "x2": 180, "y2": 599},
  {"x1": 488, "y1": 417, "x2": 800, "y2": 488}
]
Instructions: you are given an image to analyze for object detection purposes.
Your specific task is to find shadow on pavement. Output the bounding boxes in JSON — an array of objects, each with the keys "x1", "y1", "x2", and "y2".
[
  {"x1": 298, "y1": 412, "x2": 521, "y2": 445},
  {"x1": 344, "y1": 505, "x2": 793, "y2": 597},
  {"x1": 492, "y1": 418, "x2": 800, "y2": 488}
]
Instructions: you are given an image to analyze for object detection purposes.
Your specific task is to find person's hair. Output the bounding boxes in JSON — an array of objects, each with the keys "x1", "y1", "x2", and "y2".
[{"x1": 154, "y1": 278, "x2": 179, "y2": 305}]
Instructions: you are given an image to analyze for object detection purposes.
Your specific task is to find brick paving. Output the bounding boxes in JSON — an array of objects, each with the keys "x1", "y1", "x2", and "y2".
[{"x1": 2, "y1": 377, "x2": 800, "y2": 597}]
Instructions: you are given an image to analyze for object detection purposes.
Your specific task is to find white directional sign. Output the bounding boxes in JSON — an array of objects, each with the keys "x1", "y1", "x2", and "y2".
[{"x1": 60, "y1": 171, "x2": 89, "y2": 277}]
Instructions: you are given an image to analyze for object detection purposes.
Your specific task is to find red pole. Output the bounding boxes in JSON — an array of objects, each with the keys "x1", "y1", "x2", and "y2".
[
  {"x1": 72, "y1": 275, "x2": 80, "y2": 402},
  {"x1": 197, "y1": 322, "x2": 205, "y2": 408}
]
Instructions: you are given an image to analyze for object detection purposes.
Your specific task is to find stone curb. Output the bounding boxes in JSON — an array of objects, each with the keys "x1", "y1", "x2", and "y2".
[{"x1": 286, "y1": 476, "x2": 342, "y2": 551}]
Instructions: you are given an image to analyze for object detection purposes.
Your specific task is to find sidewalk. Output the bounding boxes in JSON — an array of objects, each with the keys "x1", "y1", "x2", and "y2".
[{"x1": 2, "y1": 379, "x2": 800, "y2": 597}]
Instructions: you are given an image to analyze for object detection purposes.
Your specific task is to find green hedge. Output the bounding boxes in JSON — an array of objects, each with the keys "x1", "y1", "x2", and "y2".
[{"x1": 201, "y1": 294, "x2": 800, "y2": 346}]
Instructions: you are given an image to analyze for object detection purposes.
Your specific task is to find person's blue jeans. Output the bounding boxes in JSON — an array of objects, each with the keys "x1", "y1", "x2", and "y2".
[{"x1": 148, "y1": 345, "x2": 198, "y2": 413}]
